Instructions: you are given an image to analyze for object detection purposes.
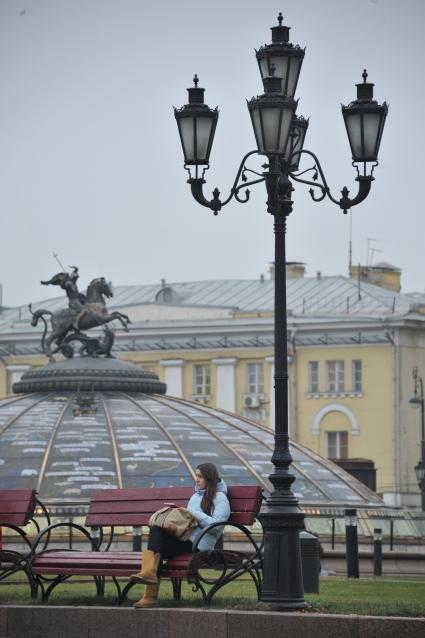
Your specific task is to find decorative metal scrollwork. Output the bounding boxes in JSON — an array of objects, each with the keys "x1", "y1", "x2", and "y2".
[{"x1": 187, "y1": 521, "x2": 264, "y2": 604}]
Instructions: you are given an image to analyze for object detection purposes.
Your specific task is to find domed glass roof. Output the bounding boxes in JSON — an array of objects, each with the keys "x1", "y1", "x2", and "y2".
[{"x1": 0, "y1": 390, "x2": 383, "y2": 508}]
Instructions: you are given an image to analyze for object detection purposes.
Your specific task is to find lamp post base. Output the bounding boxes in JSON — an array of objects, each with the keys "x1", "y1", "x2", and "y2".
[{"x1": 258, "y1": 504, "x2": 307, "y2": 610}]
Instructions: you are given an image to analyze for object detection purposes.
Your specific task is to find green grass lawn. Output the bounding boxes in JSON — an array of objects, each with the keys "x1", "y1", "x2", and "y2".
[{"x1": 1, "y1": 576, "x2": 425, "y2": 617}]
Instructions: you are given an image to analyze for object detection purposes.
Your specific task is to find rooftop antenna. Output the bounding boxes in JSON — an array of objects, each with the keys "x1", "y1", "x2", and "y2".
[
  {"x1": 357, "y1": 262, "x2": 362, "y2": 301},
  {"x1": 369, "y1": 247, "x2": 383, "y2": 265},
  {"x1": 348, "y1": 210, "x2": 353, "y2": 271},
  {"x1": 366, "y1": 238, "x2": 377, "y2": 267},
  {"x1": 52, "y1": 251, "x2": 66, "y2": 271}
]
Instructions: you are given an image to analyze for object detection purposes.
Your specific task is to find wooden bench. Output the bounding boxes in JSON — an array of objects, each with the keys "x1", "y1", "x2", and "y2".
[
  {"x1": 29, "y1": 485, "x2": 263, "y2": 604},
  {"x1": 0, "y1": 489, "x2": 50, "y2": 586}
]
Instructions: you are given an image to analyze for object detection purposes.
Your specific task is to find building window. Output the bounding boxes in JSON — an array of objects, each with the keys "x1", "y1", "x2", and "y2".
[
  {"x1": 193, "y1": 364, "x2": 211, "y2": 397},
  {"x1": 352, "y1": 360, "x2": 362, "y2": 392},
  {"x1": 308, "y1": 361, "x2": 319, "y2": 393},
  {"x1": 326, "y1": 361, "x2": 344, "y2": 392},
  {"x1": 246, "y1": 363, "x2": 264, "y2": 395},
  {"x1": 326, "y1": 431, "x2": 348, "y2": 459}
]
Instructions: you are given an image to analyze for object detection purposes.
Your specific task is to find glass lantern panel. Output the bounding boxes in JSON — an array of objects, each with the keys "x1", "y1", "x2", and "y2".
[
  {"x1": 259, "y1": 58, "x2": 270, "y2": 79},
  {"x1": 178, "y1": 116, "x2": 195, "y2": 162},
  {"x1": 290, "y1": 125, "x2": 307, "y2": 168},
  {"x1": 278, "y1": 108, "x2": 295, "y2": 154},
  {"x1": 269, "y1": 55, "x2": 289, "y2": 90},
  {"x1": 285, "y1": 57, "x2": 302, "y2": 98},
  {"x1": 195, "y1": 116, "x2": 214, "y2": 162},
  {"x1": 250, "y1": 108, "x2": 264, "y2": 153},
  {"x1": 363, "y1": 112, "x2": 382, "y2": 159},
  {"x1": 261, "y1": 107, "x2": 282, "y2": 152},
  {"x1": 345, "y1": 112, "x2": 362, "y2": 159}
]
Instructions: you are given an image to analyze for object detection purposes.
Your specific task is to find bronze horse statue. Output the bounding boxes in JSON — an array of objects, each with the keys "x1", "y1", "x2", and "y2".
[{"x1": 30, "y1": 277, "x2": 130, "y2": 360}]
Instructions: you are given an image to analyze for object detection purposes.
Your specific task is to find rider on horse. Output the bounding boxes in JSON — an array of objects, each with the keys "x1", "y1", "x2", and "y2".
[{"x1": 41, "y1": 266, "x2": 86, "y2": 313}]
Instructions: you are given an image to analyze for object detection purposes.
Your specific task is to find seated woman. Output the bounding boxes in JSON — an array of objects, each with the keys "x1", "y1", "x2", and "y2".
[{"x1": 131, "y1": 462, "x2": 230, "y2": 608}]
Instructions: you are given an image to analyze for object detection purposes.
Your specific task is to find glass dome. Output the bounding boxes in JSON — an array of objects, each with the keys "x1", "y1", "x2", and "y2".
[{"x1": 0, "y1": 391, "x2": 383, "y2": 508}]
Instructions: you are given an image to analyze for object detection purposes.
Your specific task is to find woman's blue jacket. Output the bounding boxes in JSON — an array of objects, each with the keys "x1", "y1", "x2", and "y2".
[{"x1": 187, "y1": 479, "x2": 231, "y2": 551}]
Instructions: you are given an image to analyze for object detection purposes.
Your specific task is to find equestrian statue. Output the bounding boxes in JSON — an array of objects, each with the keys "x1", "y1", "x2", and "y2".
[{"x1": 29, "y1": 267, "x2": 131, "y2": 360}]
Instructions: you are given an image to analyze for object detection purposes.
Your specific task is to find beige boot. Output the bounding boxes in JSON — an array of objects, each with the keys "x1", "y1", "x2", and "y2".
[
  {"x1": 133, "y1": 580, "x2": 160, "y2": 608},
  {"x1": 130, "y1": 549, "x2": 161, "y2": 584}
]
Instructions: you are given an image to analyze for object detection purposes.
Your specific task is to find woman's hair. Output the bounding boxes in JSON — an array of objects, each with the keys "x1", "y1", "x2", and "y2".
[{"x1": 196, "y1": 463, "x2": 220, "y2": 515}]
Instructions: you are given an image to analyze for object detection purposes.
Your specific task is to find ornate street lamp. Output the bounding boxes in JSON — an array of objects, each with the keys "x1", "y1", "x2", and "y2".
[
  {"x1": 247, "y1": 68, "x2": 297, "y2": 156},
  {"x1": 255, "y1": 12, "x2": 305, "y2": 98},
  {"x1": 342, "y1": 70, "x2": 388, "y2": 164},
  {"x1": 174, "y1": 75, "x2": 218, "y2": 173},
  {"x1": 174, "y1": 13, "x2": 388, "y2": 610},
  {"x1": 409, "y1": 367, "x2": 425, "y2": 511}
]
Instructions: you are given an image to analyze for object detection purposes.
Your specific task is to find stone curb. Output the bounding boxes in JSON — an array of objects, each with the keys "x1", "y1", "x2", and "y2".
[{"x1": 0, "y1": 606, "x2": 424, "y2": 638}]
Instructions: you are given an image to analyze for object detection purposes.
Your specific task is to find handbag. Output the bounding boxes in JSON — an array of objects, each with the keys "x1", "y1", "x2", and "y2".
[{"x1": 148, "y1": 506, "x2": 198, "y2": 541}]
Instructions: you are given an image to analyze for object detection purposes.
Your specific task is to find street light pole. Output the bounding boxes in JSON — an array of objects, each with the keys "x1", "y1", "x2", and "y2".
[
  {"x1": 174, "y1": 13, "x2": 387, "y2": 610},
  {"x1": 410, "y1": 367, "x2": 425, "y2": 511}
]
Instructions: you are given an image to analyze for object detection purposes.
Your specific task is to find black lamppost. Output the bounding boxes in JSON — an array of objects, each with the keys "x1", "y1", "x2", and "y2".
[
  {"x1": 409, "y1": 367, "x2": 425, "y2": 511},
  {"x1": 174, "y1": 13, "x2": 388, "y2": 610}
]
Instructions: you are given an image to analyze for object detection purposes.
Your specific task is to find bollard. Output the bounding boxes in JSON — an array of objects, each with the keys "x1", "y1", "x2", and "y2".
[
  {"x1": 132, "y1": 525, "x2": 142, "y2": 552},
  {"x1": 373, "y1": 527, "x2": 382, "y2": 576},
  {"x1": 344, "y1": 508, "x2": 359, "y2": 578},
  {"x1": 300, "y1": 531, "x2": 320, "y2": 593}
]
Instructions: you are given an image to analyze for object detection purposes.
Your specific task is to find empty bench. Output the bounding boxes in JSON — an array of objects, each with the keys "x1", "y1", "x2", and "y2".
[
  {"x1": 29, "y1": 485, "x2": 263, "y2": 605},
  {"x1": 0, "y1": 489, "x2": 50, "y2": 587}
]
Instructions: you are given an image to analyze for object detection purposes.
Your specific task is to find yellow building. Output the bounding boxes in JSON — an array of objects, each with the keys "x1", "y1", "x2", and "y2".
[{"x1": 1, "y1": 262, "x2": 424, "y2": 510}]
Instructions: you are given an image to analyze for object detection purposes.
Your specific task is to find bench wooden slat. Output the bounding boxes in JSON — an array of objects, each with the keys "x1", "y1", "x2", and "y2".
[
  {"x1": 0, "y1": 500, "x2": 37, "y2": 515},
  {"x1": 86, "y1": 513, "x2": 152, "y2": 526},
  {"x1": 87, "y1": 496, "x2": 260, "y2": 516},
  {"x1": 0, "y1": 513, "x2": 33, "y2": 526},
  {"x1": 90, "y1": 488, "x2": 194, "y2": 502},
  {"x1": 0, "y1": 489, "x2": 36, "y2": 500},
  {"x1": 32, "y1": 567, "x2": 138, "y2": 576},
  {"x1": 87, "y1": 498, "x2": 190, "y2": 514},
  {"x1": 32, "y1": 551, "x2": 193, "y2": 576},
  {"x1": 86, "y1": 511, "x2": 257, "y2": 526},
  {"x1": 89, "y1": 486, "x2": 261, "y2": 504},
  {"x1": 227, "y1": 486, "x2": 262, "y2": 498},
  {"x1": 34, "y1": 551, "x2": 138, "y2": 558},
  {"x1": 230, "y1": 512, "x2": 257, "y2": 525},
  {"x1": 0, "y1": 489, "x2": 37, "y2": 526},
  {"x1": 33, "y1": 558, "x2": 139, "y2": 568}
]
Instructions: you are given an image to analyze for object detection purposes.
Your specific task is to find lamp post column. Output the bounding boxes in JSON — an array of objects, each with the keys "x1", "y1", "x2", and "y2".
[
  {"x1": 411, "y1": 369, "x2": 425, "y2": 512},
  {"x1": 420, "y1": 438, "x2": 425, "y2": 512},
  {"x1": 258, "y1": 163, "x2": 306, "y2": 609}
]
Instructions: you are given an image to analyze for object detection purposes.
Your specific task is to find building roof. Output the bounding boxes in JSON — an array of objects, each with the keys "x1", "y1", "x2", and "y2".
[{"x1": 0, "y1": 275, "x2": 423, "y2": 328}]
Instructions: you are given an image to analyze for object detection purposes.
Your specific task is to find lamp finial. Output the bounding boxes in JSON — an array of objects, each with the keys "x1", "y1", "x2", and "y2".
[
  {"x1": 362, "y1": 69, "x2": 368, "y2": 83},
  {"x1": 277, "y1": 12, "x2": 283, "y2": 26},
  {"x1": 193, "y1": 74, "x2": 199, "y2": 88}
]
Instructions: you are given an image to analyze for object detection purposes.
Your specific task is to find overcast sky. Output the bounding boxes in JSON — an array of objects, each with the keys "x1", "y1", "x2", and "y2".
[{"x1": 0, "y1": 0, "x2": 423, "y2": 307}]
